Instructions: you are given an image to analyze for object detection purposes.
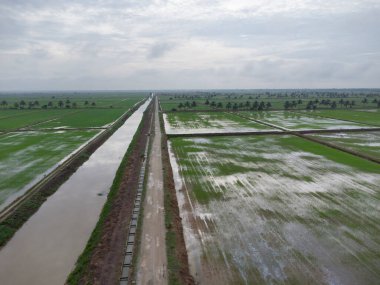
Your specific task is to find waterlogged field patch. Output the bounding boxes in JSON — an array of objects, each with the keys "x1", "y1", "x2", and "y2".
[
  {"x1": 244, "y1": 111, "x2": 369, "y2": 130},
  {"x1": 164, "y1": 112, "x2": 274, "y2": 134},
  {"x1": 170, "y1": 135, "x2": 380, "y2": 284},
  {"x1": 310, "y1": 131, "x2": 380, "y2": 160},
  {"x1": 306, "y1": 109, "x2": 380, "y2": 126},
  {"x1": 0, "y1": 130, "x2": 98, "y2": 209}
]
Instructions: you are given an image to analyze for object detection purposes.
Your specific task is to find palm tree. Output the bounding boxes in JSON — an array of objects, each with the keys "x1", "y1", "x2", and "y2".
[{"x1": 58, "y1": 100, "x2": 64, "y2": 108}]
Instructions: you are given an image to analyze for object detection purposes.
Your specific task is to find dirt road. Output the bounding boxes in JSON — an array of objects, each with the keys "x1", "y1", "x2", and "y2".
[{"x1": 137, "y1": 97, "x2": 167, "y2": 285}]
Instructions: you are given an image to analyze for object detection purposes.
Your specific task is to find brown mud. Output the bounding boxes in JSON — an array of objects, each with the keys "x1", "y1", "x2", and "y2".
[{"x1": 160, "y1": 110, "x2": 195, "y2": 285}]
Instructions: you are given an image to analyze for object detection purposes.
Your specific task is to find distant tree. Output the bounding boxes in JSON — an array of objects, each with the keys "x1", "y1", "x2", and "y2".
[
  {"x1": 284, "y1": 101, "x2": 291, "y2": 110},
  {"x1": 34, "y1": 100, "x2": 39, "y2": 107},
  {"x1": 1, "y1": 100, "x2": 7, "y2": 108},
  {"x1": 258, "y1": 101, "x2": 265, "y2": 111},
  {"x1": 72, "y1": 102, "x2": 77, "y2": 108},
  {"x1": 91, "y1": 102, "x2": 96, "y2": 107},
  {"x1": 378, "y1": 101, "x2": 380, "y2": 108},
  {"x1": 217, "y1": 102, "x2": 223, "y2": 108},
  {"x1": 20, "y1": 100, "x2": 26, "y2": 108},
  {"x1": 205, "y1": 99, "x2": 210, "y2": 105},
  {"x1": 331, "y1": 101, "x2": 337, "y2": 109},
  {"x1": 14, "y1": 102, "x2": 19, "y2": 108},
  {"x1": 84, "y1": 100, "x2": 89, "y2": 106},
  {"x1": 178, "y1": 103, "x2": 184, "y2": 109},
  {"x1": 266, "y1": 102, "x2": 272, "y2": 110},
  {"x1": 362, "y1": 98, "x2": 368, "y2": 104},
  {"x1": 191, "y1": 101, "x2": 197, "y2": 107},
  {"x1": 48, "y1": 101, "x2": 53, "y2": 108},
  {"x1": 226, "y1": 102, "x2": 232, "y2": 110},
  {"x1": 66, "y1": 99, "x2": 71, "y2": 104},
  {"x1": 232, "y1": 103, "x2": 238, "y2": 111}
]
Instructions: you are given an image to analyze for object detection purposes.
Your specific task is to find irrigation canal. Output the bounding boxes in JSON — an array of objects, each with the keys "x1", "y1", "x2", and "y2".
[{"x1": 0, "y1": 98, "x2": 152, "y2": 285}]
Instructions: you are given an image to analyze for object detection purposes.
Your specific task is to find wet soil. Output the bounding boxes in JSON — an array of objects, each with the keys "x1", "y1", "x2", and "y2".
[
  {"x1": 160, "y1": 112, "x2": 195, "y2": 285},
  {"x1": 137, "y1": 97, "x2": 168, "y2": 284}
]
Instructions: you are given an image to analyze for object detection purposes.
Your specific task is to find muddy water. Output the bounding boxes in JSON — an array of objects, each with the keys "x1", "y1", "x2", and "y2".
[{"x1": 0, "y1": 99, "x2": 151, "y2": 285}]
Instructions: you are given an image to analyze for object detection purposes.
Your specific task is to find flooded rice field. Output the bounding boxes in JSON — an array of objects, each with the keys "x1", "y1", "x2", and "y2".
[
  {"x1": 244, "y1": 111, "x2": 370, "y2": 130},
  {"x1": 310, "y1": 131, "x2": 380, "y2": 160},
  {"x1": 164, "y1": 112, "x2": 276, "y2": 134},
  {"x1": 0, "y1": 99, "x2": 151, "y2": 285},
  {"x1": 0, "y1": 130, "x2": 99, "y2": 210},
  {"x1": 169, "y1": 135, "x2": 380, "y2": 284}
]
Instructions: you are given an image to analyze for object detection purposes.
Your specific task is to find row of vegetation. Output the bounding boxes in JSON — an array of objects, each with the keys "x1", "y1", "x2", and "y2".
[
  {"x1": 170, "y1": 98, "x2": 380, "y2": 112},
  {"x1": 0, "y1": 99, "x2": 99, "y2": 109}
]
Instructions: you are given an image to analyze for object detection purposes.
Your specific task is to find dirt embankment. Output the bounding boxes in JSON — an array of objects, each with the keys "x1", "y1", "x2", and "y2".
[
  {"x1": 160, "y1": 111, "x2": 195, "y2": 285},
  {"x1": 69, "y1": 102, "x2": 154, "y2": 285}
]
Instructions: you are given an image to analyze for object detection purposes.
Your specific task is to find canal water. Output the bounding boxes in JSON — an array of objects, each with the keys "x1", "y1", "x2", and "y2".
[{"x1": 0, "y1": 98, "x2": 151, "y2": 285}]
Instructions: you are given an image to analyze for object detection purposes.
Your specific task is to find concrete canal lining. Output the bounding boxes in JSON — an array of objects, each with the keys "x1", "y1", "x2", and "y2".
[{"x1": 0, "y1": 99, "x2": 152, "y2": 285}]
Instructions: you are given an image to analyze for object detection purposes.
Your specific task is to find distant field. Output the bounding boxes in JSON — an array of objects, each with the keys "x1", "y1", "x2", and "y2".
[
  {"x1": 244, "y1": 111, "x2": 369, "y2": 130},
  {"x1": 0, "y1": 109, "x2": 75, "y2": 131},
  {"x1": 310, "y1": 131, "x2": 380, "y2": 160},
  {"x1": 0, "y1": 130, "x2": 99, "y2": 209},
  {"x1": 0, "y1": 93, "x2": 147, "y2": 209},
  {"x1": 304, "y1": 109, "x2": 380, "y2": 126},
  {"x1": 164, "y1": 111, "x2": 274, "y2": 134},
  {"x1": 36, "y1": 108, "x2": 127, "y2": 129},
  {"x1": 169, "y1": 135, "x2": 380, "y2": 284},
  {"x1": 0, "y1": 97, "x2": 143, "y2": 131}
]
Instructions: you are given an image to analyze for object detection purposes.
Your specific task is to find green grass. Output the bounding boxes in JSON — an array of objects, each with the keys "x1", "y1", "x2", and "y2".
[
  {"x1": 36, "y1": 108, "x2": 127, "y2": 129},
  {"x1": 0, "y1": 109, "x2": 76, "y2": 131}
]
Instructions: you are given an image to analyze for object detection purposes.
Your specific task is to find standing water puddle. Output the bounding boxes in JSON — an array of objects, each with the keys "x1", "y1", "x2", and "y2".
[{"x1": 0, "y1": 99, "x2": 151, "y2": 285}]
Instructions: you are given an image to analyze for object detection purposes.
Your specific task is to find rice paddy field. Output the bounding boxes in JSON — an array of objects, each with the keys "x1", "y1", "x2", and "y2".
[
  {"x1": 243, "y1": 111, "x2": 371, "y2": 130},
  {"x1": 169, "y1": 135, "x2": 380, "y2": 285},
  {"x1": 0, "y1": 130, "x2": 99, "y2": 210},
  {"x1": 309, "y1": 132, "x2": 380, "y2": 160},
  {"x1": 303, "y1": 109, "x2": 380, "y2": 127},
  {"x1": 0, "y1": 92, "x2": 147, "y2": 210},
  {"x1": 164, "y1": 112, "x2": 276, "y2": 134}
]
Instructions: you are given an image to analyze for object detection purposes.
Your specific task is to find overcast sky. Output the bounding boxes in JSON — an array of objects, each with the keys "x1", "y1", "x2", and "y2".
[{"x1": 0, "y1": 0, "x2": 379, "y2": 90}]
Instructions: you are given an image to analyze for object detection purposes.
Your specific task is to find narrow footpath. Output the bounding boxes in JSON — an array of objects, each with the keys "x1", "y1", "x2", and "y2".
[{"x1": 137, "y1": 97, "x2": 168, "y2": 285}]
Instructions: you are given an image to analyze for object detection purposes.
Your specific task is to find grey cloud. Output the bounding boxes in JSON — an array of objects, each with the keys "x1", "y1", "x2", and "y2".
[
  {"x1": 147, "y1": 42, "x2": 176, "y2": 59},
  {"x1": 0, "y1": 0, "x2": 379, "y2": 90}
]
